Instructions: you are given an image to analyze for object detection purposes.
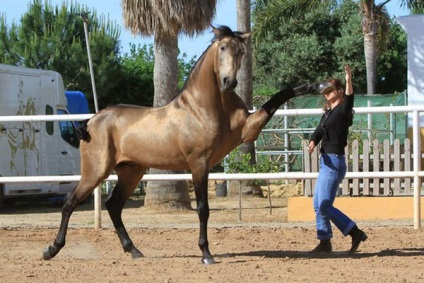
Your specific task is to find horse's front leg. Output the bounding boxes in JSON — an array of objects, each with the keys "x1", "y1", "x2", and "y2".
[
  {"x1": 242, "y1": 85, "x2": 321, "y2": 142},
  {"x1": 192, "y1": 167, "x2": 215, "y2": 264}
]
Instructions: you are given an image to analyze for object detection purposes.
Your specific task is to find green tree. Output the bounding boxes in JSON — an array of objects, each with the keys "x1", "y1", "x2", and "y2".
[
  {"x1": 253, "y1": 0, "x2": 424, "y2": 94},
  {"x1": 332, "y1": 0, "x2": 367, "y2": 92},
  {"x1": 117, "y1": 43, "x2": 197, "y2": 107},
  {"x1": 253, "y1": 3, "x2": 349, "y2": 93},
  {"x1": 375, "y1": 20, "x2": 407, "y2": 94},
  {"x1": 177, "y1": 52, "x2": 197, "y2": 90},
  {"x1": 118, "y1": 43, "x2": 155, "y2": 106},
  {"x1": 0, "y1": 0, "x2": 122, "y2": 111},
  {"x1": 121, "y1": 0, "x2": 218, "y2": 210}
]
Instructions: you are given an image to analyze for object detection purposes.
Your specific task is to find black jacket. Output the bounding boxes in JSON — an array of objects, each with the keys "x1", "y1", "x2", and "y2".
[{"x1": 309, "y1": 94, "x2": 354, "y2": 155}]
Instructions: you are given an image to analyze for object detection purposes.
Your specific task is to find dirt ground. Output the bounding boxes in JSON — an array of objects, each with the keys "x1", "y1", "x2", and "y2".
[{"x1": 1, "y1": 184, "x2": 424, "y2": 283}]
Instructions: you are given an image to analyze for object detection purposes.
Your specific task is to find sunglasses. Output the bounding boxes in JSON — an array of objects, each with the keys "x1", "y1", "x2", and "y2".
[{"x1": 319, "y1": 82, "x2": 335, "y2": 94}]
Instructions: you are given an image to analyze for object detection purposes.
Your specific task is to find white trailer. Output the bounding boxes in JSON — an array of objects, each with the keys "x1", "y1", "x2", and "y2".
[{"x1": 0, "y1": 64, "x2": 83, "y2": 204}]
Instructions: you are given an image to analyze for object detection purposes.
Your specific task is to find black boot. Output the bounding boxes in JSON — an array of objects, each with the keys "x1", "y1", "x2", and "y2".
[
  {"x1": 309, "y1": 239, "x2": 332, "y2": 253},
  {"x1": 261, "y1": 82, "x2": 322, "y2": 123},
  {"x1": 348, "y1": 225, "x2": 368, "y2": 254},
  {"x1": 261, "y1": 88, "x2": 295, "y2": 118},
  {"x1": 261, "y1": 82, "x2": 321, "y2": 116}
]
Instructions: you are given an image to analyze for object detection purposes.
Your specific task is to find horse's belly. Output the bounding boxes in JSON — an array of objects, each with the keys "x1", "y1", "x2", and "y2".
[{"x1": 120, "y1": 145, "x2": 189, "y2": 171}]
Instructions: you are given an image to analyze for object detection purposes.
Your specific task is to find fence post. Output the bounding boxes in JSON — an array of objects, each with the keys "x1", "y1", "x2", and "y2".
[
  {"x1": 413, "y1": 110, "x2": 421, "y2": 229},
  {"x1": 390, "y1": 103, "x2": 395, "y2": 144},
  {"x1": 362, "y1": 140, "x2": 370, "y2": 195},
  {"x1": 367, "y1": 101, "x2": 372, "y2": 141}
]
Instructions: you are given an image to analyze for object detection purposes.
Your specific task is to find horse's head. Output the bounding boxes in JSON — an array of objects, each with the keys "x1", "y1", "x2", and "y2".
[{"x1": 211, "y1": 25, "x2": 251, "y2": 92}]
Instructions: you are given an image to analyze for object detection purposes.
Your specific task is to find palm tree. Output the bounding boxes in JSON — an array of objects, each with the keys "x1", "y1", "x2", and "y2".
[
  {"x1": 253, "y1": 0, "x2": 424, "y2": 94},
  {"x1": 121, "y1": 0, "x2": 217, "y2": 210},
  {"x1": 237, "y1": 0, "x2": 253, "y2": 109},
  {"x1": 235, "y1": 0, "x2": 261, "y2": 194}
]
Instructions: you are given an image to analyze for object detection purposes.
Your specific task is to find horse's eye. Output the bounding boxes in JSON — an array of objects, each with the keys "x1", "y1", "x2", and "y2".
[{"x1": 220, "y1": 45, "x2": 227, "y2": 52}]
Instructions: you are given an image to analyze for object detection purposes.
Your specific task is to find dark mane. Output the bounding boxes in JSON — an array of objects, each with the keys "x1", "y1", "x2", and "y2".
[{"x1": 211, "y1": 25, "x2": 243, "y2": 42}]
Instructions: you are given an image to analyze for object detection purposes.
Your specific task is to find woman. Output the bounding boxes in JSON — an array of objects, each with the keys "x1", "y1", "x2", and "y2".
[{"x1": 308, "y1": 65, "x2": 367, "y2": 254}]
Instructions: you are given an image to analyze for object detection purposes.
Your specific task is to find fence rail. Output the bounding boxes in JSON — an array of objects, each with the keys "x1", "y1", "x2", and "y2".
[{"x1": 0, "y1": 105, "x2": 423, "y2": 227}]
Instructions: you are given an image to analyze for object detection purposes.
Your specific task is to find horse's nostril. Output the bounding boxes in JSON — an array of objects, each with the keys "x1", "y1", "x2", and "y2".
[{"x1": 223, "y1": 77, "x2": 229, "y2": 86}]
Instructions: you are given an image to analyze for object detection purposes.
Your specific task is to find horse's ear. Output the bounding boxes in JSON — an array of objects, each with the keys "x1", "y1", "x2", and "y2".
[
  {"x1": 240, "y1": 31, "x2": 252, "y2": 41},
  {"x1": 211, "y1": 25, "x2": 220, "y2": 37}
]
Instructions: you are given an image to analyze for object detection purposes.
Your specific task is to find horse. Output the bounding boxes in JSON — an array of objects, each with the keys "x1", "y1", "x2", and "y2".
[{"x1": 42, "y1": 25, "x2": 319, "y2": 265}]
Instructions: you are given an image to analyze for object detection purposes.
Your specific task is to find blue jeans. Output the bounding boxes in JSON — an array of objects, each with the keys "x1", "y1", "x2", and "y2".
[{"x1": 313, "y1": 153, "x2": 355, "y2": 240}]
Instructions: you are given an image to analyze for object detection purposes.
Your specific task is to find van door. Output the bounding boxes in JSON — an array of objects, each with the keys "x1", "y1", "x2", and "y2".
[{"x1": 57, "y1": 109, "x2": 81, "y2": 194}]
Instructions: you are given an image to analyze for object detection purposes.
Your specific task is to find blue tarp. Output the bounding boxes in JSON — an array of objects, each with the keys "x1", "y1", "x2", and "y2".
[
  {"x1": 65, "y1": 91, "x2": 90, "y2": 126},
  {"x1": 65, "y1": 91, "x2": 90, "y2": 115}
]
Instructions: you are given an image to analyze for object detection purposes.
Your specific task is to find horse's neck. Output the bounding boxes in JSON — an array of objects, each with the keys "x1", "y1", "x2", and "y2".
[{"x1": 183, "y1": 45, "x2": 222, "y2": 107}]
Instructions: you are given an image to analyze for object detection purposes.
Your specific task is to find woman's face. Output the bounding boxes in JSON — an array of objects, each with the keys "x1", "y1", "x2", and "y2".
[{"x1": 323, "y1": 89, "x2": 342, "y2": 103}]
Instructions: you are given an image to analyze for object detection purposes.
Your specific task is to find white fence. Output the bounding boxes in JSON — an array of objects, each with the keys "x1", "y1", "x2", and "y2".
[
  {"x1": 303, "y1": 138, "x2": 424, "y2": 196},
  {"x1": 0, "y1": 105, "x2": 423, "y2": 228}
]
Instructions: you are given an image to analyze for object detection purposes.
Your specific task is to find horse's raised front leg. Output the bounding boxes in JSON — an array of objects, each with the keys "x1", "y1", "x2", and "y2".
[
  {"x1": 242, "y1": 84, "x2": 321, "y2": 142},
  {"x1": 191, "y1": 166, "x2": 215, "y2": 264},
  {"x1": 105, "y1": 165, "x2": 144, "y2": 259},
  {"x1": 43, "y1": 182, "x2": 94, "y2": 260}
]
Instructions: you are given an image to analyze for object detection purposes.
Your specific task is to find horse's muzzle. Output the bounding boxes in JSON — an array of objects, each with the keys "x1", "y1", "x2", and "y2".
[{"x1": 221, "y1": 77, "x2": 237, "y2": 92}]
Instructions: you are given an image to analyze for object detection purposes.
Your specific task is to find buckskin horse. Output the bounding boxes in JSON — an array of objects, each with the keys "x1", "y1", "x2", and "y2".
[{"x1": 43, "y1": 25, "x2": 319, "y2": 264}]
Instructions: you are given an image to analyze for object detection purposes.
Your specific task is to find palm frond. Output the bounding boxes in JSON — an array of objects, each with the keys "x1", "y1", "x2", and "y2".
[{"x1": 122, "y1": 0, "x2": 217, "y2": 37}]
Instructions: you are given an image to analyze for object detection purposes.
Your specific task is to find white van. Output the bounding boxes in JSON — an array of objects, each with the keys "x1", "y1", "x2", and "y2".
[{"x1": 0, "y1": 64, "x2": 86, "y2": 205}]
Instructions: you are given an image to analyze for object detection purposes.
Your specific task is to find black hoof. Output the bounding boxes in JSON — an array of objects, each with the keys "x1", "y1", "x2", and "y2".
[
  {"x1": 201, "y1": 257, "x2": 216, "y2": 265},
  {"x1": 42, "y1": 246, "x2": 54, "y2": 260},
  {"x1": 130, "y1": 248, "x2": 144, "y2": 259}
]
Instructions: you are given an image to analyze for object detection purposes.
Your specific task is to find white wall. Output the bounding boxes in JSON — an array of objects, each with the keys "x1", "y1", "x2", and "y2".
[{"x1": 396, "y1": 15, "x2": 424, "y2": 126}]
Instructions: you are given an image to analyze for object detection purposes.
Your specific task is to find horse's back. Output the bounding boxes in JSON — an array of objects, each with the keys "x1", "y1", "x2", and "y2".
[
  {"x1": 82, "y1": 105, "x2": 147, "y2": 146},
  {"x1": 89, "y1": 104, "x2": 152, "y2": 127}
]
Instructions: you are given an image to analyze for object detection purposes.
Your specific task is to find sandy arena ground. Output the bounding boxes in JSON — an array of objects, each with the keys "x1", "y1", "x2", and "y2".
[{"x1": 1, "y1": 185, "x2": 424, "y2": 283}]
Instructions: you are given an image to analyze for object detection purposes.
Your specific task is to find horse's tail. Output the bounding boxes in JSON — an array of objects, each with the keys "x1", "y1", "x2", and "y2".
[{"x1": 76, "y1": 119, "x2": 91, "y2": 141}]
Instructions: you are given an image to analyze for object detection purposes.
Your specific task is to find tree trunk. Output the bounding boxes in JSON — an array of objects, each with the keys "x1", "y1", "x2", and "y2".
[
  {"x1": 364, "y1": 31, "x2": 377, "y2": 94},
  {"x1": 237, "y1": 0, "x2": 252, "y2": 110},
  {"x1": 361, "y1": 2, "x2": 378, "y2": 95},
  {"x1": 144, "y1": 35, "x2": 191, "y2": 210},
  {"x1": 236, "y1": 0, "x2": 255, "y2": 162}
]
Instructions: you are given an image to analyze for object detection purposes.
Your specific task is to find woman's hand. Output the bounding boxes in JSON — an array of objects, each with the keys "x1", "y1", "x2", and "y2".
[
  {"x1": 345, "y1": 65, "x2": 353, "y2": 95},
  {"x1": 345, "y1": 65, "x2": 352, "y2": 82},
  {"x1": 308, "y1": 141, "x2": 316, "y2": 153}
]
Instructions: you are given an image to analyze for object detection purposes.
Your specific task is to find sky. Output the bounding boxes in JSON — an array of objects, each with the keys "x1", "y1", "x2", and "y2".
[{"x1": 0, "y1": 0, "x2": 412, "y2": 59}]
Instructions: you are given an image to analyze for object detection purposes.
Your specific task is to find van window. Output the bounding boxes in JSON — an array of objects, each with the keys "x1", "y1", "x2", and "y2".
[
  {"x1": 57, "y1": 109, "x2": 80, "y2": 148},
  {"x1": 45, "y1": 105, "x2": 54, "y2": 135}
]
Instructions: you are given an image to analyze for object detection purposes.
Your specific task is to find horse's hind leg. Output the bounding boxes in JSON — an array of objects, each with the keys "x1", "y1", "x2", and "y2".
[
  {"x1": 42, "y1": 176, "x2": 103, "y2": 260},
  {"x1": 105, "y1": 165, "x2": 145, "y2": 259}
]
